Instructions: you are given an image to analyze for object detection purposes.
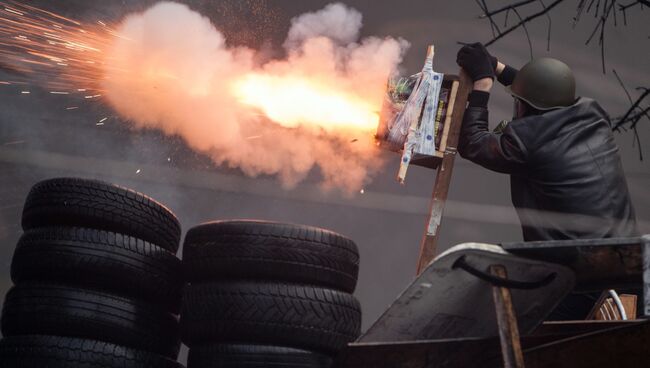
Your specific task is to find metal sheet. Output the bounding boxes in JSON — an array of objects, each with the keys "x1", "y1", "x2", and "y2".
[{"x1": 360, "y1": 243, "x2": 575, "y2": 342}]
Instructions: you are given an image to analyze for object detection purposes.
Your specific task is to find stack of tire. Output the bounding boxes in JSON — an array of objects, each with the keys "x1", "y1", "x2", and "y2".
[
  {"x1": 0, "y1": 177, "x2": 185, "y2": 368},
  {"x1": 181, "y1": 220, "x2": 362, "y2": 368}
]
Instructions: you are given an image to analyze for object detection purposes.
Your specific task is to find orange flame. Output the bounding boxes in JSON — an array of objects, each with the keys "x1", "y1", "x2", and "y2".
[{"x1": 232, "y1": 73, "x2": 380, "y2": 132}]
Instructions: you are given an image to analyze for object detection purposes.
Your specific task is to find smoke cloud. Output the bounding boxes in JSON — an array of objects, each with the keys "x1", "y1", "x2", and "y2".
[
  {"x1": 283, "y1": 3, "x2": 363, "y2": 49},
  {"x1": 104, "y1": 2, "x2": 408, "y2": 191}
]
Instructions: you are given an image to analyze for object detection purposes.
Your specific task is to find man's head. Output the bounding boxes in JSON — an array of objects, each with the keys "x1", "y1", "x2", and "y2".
[{"x1": 507, "y1": 58, "x2": 576, "y2": 115}]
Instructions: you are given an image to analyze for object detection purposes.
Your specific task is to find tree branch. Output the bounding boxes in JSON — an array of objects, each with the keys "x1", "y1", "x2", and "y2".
[{"x1": 484, "y1": 0, "x2": 564, "y2": 47}]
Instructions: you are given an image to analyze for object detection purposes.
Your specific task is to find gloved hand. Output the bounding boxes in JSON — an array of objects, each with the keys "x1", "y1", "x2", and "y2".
[{"x1": 456, "y1": 43, "x2": 495, "y2": 81}]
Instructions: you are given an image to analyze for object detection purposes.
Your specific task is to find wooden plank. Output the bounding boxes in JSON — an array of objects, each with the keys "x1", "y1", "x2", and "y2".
[
  {"x1": 436, "y1": 80, "x2": 460, "y2": 153},
  {"x1": 621, "y1": 294, "x2": 638, "y2": 319},
  {"x1": 588, "y1": 293, "x2": 638, "y2": 320},
  {"x1": 533, "y1": 320, "x2": 639, "y2": 337},
  {"x1": 491, "y1": 265, "x2": 526, "y2": 368},
  {"x1": 416, "y1": 70, "x2": 472, "y2": 274}
]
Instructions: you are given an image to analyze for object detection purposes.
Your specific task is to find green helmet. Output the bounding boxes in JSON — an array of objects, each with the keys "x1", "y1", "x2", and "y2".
[{"x1": 505, "y1": 57, "x2": 576, "y2": 110}]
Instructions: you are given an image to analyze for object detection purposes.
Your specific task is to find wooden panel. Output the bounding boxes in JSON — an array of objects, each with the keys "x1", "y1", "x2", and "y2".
[{"x1": 416, "y1": 70, "x2": 472, "y2": 274}]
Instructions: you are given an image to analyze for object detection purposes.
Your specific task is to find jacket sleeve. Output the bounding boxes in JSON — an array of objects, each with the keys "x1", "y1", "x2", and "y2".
[
  {"x1": 497, "y1": 65, "x2": 518, "y2": 86},
  {"x1": 457, "y1": 106, "x2": 529, "y2": 174}
]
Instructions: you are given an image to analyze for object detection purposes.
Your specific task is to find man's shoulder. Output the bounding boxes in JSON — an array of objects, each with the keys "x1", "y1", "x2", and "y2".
[{"x1": 505, "y1": 97, "x2": 610, "y2": 151}]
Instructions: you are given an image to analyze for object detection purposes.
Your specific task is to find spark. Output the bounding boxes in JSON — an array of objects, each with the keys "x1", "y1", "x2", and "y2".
[
  {"x1": 49, "y1": 91, "x2": 69, "y2": 94},
  {"x1": 246, "y1": 135, "x2": 263, "y2": 140},
  {"x1": 3, "y1": 140, "x2": 25, "y2": 145},
  {"x1": 65, "y1": 106, "x2": 78, "y2": 110},
  {"x1": 96, "y1": 122, "x2": 104, "y2": 126},
  {"x1": 360, "y1": 189, "x2": 365, "y2": 194},
  {"x1": 0, "y1": 1, "x2": 114, "y2": 95},
  {"x1": 20, "y1": 90, "x2": 29, "y2": 94},
  {"x1": 0, "y1": 81, "x2": 11, "y2": 85},
  {"x1": 135, "y1": 169, "x2": 141, "y2": 174},
  {"x1": 4, "y1": 7, "x2": 23, "y2": 16},
  {"x1": 98, "y1": 117, "x2": 108, "y2": 123}
]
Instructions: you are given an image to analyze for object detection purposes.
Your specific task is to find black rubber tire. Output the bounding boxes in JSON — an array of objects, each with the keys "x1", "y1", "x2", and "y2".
[
  {"x1": 188, "y1": 344, "x2": 333, "y2": 368},
  {"x1": 183, "y1": 220, "x2": 359, "y2": 293},
  {"x1": 180, "y1": 282, "x2": 361, "y2": 354},
  {"x1": 21, "y1": 177, "x2": 181, "y2": 253},
  {"x1": 11, "y1": 227, "x2": 184, "y2": 313},
  {"x1": 1, "y1": 283, "x2": 180, "y2": 358},
  {"x1": 0, "y1": 335, "x2": 184, "y2": 368}
]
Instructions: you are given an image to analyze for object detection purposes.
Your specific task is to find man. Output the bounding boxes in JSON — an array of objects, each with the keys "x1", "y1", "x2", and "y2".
[{"x1": 455, "y1": 43, "x2": 638, "y2": 319}]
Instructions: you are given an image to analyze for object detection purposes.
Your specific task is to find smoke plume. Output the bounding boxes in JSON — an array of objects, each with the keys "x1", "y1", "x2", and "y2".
[{"x1": 104, "y1": 2, "x2": 408, "y2": 191}]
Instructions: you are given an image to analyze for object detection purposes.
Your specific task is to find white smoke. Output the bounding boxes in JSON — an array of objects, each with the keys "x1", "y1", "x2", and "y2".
[
  {"x1": 104, "y1": 2, "x2": 408, "y2": 191},
  {"x1": 283, "y1": 3, "x2": 363, "y2": 48}
]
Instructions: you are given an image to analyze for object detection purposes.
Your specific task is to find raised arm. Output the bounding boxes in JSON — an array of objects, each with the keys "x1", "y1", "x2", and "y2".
[{"x1": 456, "y1": 43, "x2": 528, "y2": 174}]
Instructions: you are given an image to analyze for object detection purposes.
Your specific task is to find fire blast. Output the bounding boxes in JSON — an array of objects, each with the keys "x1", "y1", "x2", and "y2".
[{"x1": 0, "y1": 1, "x2": 409, "y2": 191}]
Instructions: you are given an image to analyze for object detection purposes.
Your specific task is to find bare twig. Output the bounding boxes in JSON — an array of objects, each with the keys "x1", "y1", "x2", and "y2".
[
  {"x1": 480, "y1": 0, "x2": 538, "y2": 17},
  {"x1": 484, "y1": 0, "x2": 564, "y2": 47},
  {"x1": 474, "y1": 1, "x2": 649, "y2": 160},
  {"x1": 613, "y1": 88, "x2": 650, "y2": 130},
  {"x1": 479, "y1": 0, "x2": 648, "y2": 72}
]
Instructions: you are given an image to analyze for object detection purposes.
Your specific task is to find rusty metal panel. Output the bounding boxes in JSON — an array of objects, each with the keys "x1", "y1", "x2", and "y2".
[
  {"x1": 501, "y1": 237, "x2": 643, "y2": 292},
  {"x1": 524, "y1": 320, "x2": 650, "y2": 368},
  {"x1": 335, "y1": 321, "x2": 650, "y2": 368},
  {"x1": 335, "y1": 337, "x2": 503, "y2": 368}
]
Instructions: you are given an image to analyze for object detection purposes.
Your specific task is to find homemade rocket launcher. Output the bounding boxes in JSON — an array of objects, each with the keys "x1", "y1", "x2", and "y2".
[
  {"x1": 377, "y1": 45, "x2": 462, "y2": 184},
  {"x1": 376, "y1": 45, "x2": 473, "y2": 273}
]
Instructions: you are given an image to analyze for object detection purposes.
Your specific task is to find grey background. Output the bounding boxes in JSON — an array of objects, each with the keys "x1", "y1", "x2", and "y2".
[{"x1": 1, "y1": 0, "x2": 648, "y2": 363}]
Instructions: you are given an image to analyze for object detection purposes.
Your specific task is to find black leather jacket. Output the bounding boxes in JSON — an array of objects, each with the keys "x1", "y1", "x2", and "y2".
[{"x1": 458, "y1": 97, "x2": 638, "y2": 241}]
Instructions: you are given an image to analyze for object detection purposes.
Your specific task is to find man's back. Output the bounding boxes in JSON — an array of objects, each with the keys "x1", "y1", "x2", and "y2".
[{"x1": 505, "y1": 98, "x2": 638, "y2": 241}]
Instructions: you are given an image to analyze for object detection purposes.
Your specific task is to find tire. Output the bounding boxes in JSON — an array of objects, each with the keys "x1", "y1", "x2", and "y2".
[
  {"x1": 183, "y1": 220, "x2": 359, "y2": 293},
  {"x1": 1, "y1": 283, "x2": 180, "y2": 358},
  {"x1": 11, "y1": 227, "x2": 184, "y2": 313},
  {"x1": 0, "y1": 335, "x2": 183, "y2": 368},
  {"x1": 22, "y1": 177, "x2": 181, "y2": 253},
  {"x1": 180, "y1": 282, "x2": 361, "y2": 353},
  {"x1": 188, "y1": 344, "x2": 333, "y2": 368}
]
